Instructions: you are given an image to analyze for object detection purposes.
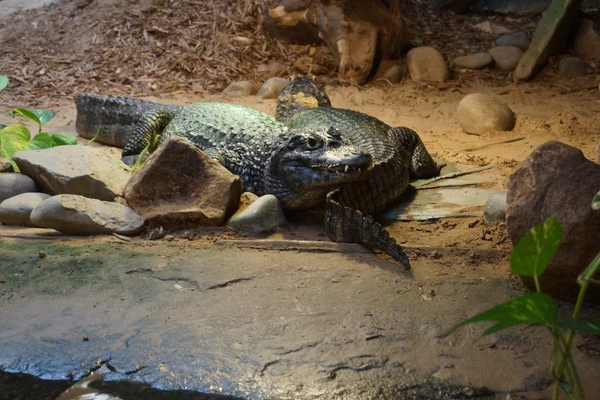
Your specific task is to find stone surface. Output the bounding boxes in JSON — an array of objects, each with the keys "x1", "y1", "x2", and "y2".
[
  {"x1": 0, "y1": 192, "x2": 50, "y2": 226},
  {"x1": 483, "y1": 191, "x2": 507, "y2": 224},
  {"x1": 222, "y1": 81, "x2": 256, "y2": 97},
  {"x1": 30, "y1": 194, "x2": 144, "y2": 235},
  {"x1": 0, "y1": 173, "x2": 37, "y2": 203},
  {"x1": 228, "y1": 194, "x2": 286, "y2": 233},
  {"x1": 406, "y1": 47, "x2": 450, "y2": 83},
  {"x1": 258, "y1": 77, "x2": 290, "y2": 99},
  {"x1": 0, "y1": 158, "x2": 13, "y2": 173},
  {"x1": 237, "y1": 191, "x2": 259, "y2": 213},
  {"x1": 452, "y1": 52, "x2": 493, "y2": 70},
  {"x1": 574, "y1": 19, "x2": 600, "y2": 63},
  {"x1": 475, "y1": 21, "x2": 512, "y2": 35},
  {"x1": 495, "y1": 32, "x2": 530, "y2": 50},
  {"x1": 506, "y1": 141, "x2": 600, "y2": 299},
  {"x1": 12, "y1": 146, "x2": 130, "y2": 201},
  {"x1": 123, "y1": 137, "x2": 241, "y2": 228},
  {"x1": 558, "y1": 57, "x2": 588, "y2": 77},
  {"x1": 380, "y1": 63, "x2": 404, "y2": 83},
  {"x1": 513, "y1": 0, "x2": 584, "y2": 81},
  {"x1": 488, "y1": 46, "x2": 523, "y2": 71},
  {"x1": 456, "y1": 93, "x2": 516, "y2": 135}
]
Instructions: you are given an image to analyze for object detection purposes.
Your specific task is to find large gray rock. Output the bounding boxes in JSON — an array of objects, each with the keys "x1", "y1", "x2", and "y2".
[
  {"x1": 574, "y1": 19, "x2": 600, "y2": 63},
  {"x1": 0, "y1": 158, "x2": 13, "y2": 173},
  {"x1": 558, "y1": 57, "x2": 588, "y2": 77},
  {"x1": 456, "y1": 93, "x2": 516, "y2": 135},
  {"x1": 0, "y1": 173, "x2": 37, "y2": 202},
  {"x1": 258, "y1": 77, "x2": 290, "y2": 99},
  {"x1": 222, "y1": 81, "x2": 256, "y2": 97},
  {"x1": 13, "y1": 146, "x2": 130, "y2": 201},
  {"x1": 30, "y1": 194, "x2": 144, "y2": 235},
  {"x1": 488, "y1": 46, "x2": 524, "y2": 71},
  {"x1": 228, "y1": 194, "x2": 286, "y2": 233},
  {"x1": 506, "y1": 141, "x2": 600, "y2": 300},
  {"x1": 0, "y1": 192, "x2": 50, "y2": 226},
  {"x1": 406, "y1": 47, "x2": 450, "y2": 83},
  {"x1": 452, "y1": 53, "x2": 493, "y2": 70},
  {"x1": 495, "y1": 32, "x2": 530, "y2": 51},
  {"x1": 513, "y1": 0, "x2": 584, "y2": 81},
  {"x1": 123, "y1": 137, "x2": 241, "y2": 228}
]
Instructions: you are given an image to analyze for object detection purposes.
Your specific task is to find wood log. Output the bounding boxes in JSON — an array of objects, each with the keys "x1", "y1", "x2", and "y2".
[{"x1": 263, "y1": 0, "x2": 412, "y2": 84}]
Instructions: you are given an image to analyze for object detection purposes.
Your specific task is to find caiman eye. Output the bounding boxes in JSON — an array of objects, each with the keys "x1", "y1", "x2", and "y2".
[{"x1": 306, "y1": 137, "x2": 320, "y2": 149}]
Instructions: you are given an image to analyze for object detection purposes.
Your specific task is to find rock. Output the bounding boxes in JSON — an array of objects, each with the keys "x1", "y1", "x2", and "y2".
[
  {"x1": 406, "y1": 47, "x2": 449, "y2": 83},
  {"x1": 30, "y1": 194, "x2": 144, "y2": 235},
  {"x1": 222, "y1": 81, "x2": 256, "y2": 97},
  {"x1": 0, "y1": 192, "x2": 50, "y2": 226},
  {"x1": 238, "y1": 192, "x2": 259, "y2": 213},
  {"x1": 488, "y1": 46, "x2": 524, "y2": 71},
  {"x1": 0, "y1": 173, "x2": 37, "y2": 203},
  {"x1": 558, "y1": 57, "x2": 588, "y2": 77},
  {"x1": 506, "y1": 141, "x2": 600, "y2": 300},
  {"x1": 495, "y1": 32, "x2": 530, "y2": 51},
  {"x1": 258, "y1": 77, "x2": 290, "y2": 99},
  {"x1": 382, "y1": 64, "x2": 404, "y2": 83},
  {"x1": 456, "y1": 93, "x2": 516, "y2": 135},
  {"x1": 513, "y1": 0, "x2": 584, "y2": 81},
  {"x1": 596, "y1": 142, "x2": 600, "y2": 164},
  {"x1": 483, "y1": 191, "x2": 507, "y2": 225},
  {"x1": 0, "y1": 158, "x2": 13, "y2": 173},
  {"x1": 475, "y1": 21, "x2": 513, "y2": 36},
  {"x1": 452, "y1": 53, "x2": 493, "y2": 70},
  {"x1": 228, "y1": 194, "x2": 286, "y2": 233},
  {"x1": 12, "y1": 146, "x2": 130, "y2": 202},
  {"x1": 574, "y1": 19, "x2": 600, "y2": 63},
  {"x1": 123, "y1": 137, "x2": 241, "y2": 228}
]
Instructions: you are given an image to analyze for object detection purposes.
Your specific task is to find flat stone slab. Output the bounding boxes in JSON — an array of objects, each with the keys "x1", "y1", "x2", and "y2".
[{"x1": 1, "y1": 233, "x2": 599, "y2": 398}]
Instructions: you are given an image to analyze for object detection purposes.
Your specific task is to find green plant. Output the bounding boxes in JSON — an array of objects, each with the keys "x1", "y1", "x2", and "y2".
[
  {"x1": 0, "y1": 75, "x2": 78, "y2": 171},
  {"x1": 444, "y1": 214, "x2": 600, "y2": 400}
]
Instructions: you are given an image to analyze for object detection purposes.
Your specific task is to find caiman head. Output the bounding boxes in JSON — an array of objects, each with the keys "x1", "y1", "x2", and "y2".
[{"x1": 263, "y1": 126, "x2": 373, "y2": 209}]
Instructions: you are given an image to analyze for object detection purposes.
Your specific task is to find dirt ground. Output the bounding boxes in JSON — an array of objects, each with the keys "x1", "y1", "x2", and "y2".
[{"x1": 1, "y1": 0, "x2": 600, "y2": 399}]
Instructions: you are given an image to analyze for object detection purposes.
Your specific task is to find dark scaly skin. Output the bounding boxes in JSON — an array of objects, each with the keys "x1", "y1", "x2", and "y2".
[{"x1": 276, "y1": 77, "x2": 440, "y2": 267}]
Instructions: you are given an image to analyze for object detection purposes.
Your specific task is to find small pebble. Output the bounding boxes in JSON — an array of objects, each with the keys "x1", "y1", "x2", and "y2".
[{"x1": 39, "y1": 250, "x2": 47, "y2": 259}]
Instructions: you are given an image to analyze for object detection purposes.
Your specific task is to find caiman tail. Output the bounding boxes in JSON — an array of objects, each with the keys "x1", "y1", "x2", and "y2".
[{"x1": 74, "y1": 93, "x2": 182, "y2": 148}]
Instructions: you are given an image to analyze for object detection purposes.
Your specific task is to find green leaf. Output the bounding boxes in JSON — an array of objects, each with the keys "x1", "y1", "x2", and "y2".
[
  {"x1": 592, "y1": 190, "x2": 600, "y2": 210},
  {"x1": 442, "y1": 292, "x2": 557, "y2": 337},
  {"x1": 51, "y1": 132, "x2": 77, "y2": 146},
  {"x1": 557, "y1": 318, "x2": 600, "y2": 335},
  {"x1": 32, "y1": 110, "x2": 56, "y2": 125},
  {"x1": 84, "y1": 126, "x2": 101, "y2": 146},
  {"x1": 510, "y1": 216, "x2": 563, "y2": 277},
  {"x1": 24, "y1": 132, "x2": 53, "y2": 151},
  {"x1": 9, "y1": 108, "x2": 41, "y2": 125},
  {"x1": 0, "y1": 124, "x2": 32, "y2": 171},
  {"x1": 0, "y1": 75, "x2": 8, "y2": 91}
]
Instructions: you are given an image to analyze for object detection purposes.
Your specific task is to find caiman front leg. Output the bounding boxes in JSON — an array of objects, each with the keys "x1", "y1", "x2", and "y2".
[
  {"x1": 121, "y1": 109, "x2": 175, "y2": 166},
  {"x1": 387, "y1": 126, "x2": 441, "y2": 178}
]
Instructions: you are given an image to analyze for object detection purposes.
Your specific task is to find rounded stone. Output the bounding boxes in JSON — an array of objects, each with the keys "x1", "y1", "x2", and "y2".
[
  {"x1": 558, "y1": 57, "x2": 588, "y2": 78},
  {"x1": 381, "y1": 64, "x2": 404, "y2": 83},
  {"x1": 0, "y1": 158, "x2": 13, "y2": 173},
  {"x1": 488, "y1": 46, "x2": 524, "y2": 71},
  {"x1": 228, "y1": 194, "x2": 286, "y2": 234},
  {"x1": 222, "y1": 81, "x2": 256, "y2": 97},
  {"x1": 495, "y1": 32, "x2": 530, "y2": 51},
  {"x1": 406, "y1": 46, "x2": 450, "y2": 83},
  {"x1": 258, "y1": 77, "x2": 290, "y2": 99},
  {"x1": 452, "y1": 53, "x2": 493, "y2": 70},
  {"x1": 0, "y1": 192, "x2": 50, "y2": 226},
  {"x1": 483, "y1": 191, "x2": 507, "y2": 225},
  {"x1": 456, "y1": 93, "x2": 516, "y2": 135},
  {"x1": 0, "y1": 173, "x2": 37, "y2": 203}
]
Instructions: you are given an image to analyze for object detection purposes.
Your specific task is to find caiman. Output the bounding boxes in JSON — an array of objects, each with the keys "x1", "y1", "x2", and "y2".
[{"x1": 74, "y1": 78, "x2": 439, "y2": 268}]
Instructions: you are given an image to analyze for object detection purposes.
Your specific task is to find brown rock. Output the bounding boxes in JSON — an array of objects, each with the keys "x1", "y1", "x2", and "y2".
[
  {"x1": 123, "y1": 137, "x2": 241, "y2": 228},
  {"x1": 406, "y1": 47, "x2": 450, "y2": 83},
  {"x1": 488, "y1": 46, "x2": 524, "y2": 71},
  {"x1": 574, "y1": 19, "x2": 600, "y2": 63},
  {"x1": 0, "y1": 158, "x2": 13, "y2": 173},
  {"x1": 456, "y1": 93, "x2": 516, "y2": 135},
  {"x1": 237, "y1": 192, "x2": 259, "y2": 214},
  {"x1": 506, "y1": 141, "x2": 600, "y2": 300}
]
